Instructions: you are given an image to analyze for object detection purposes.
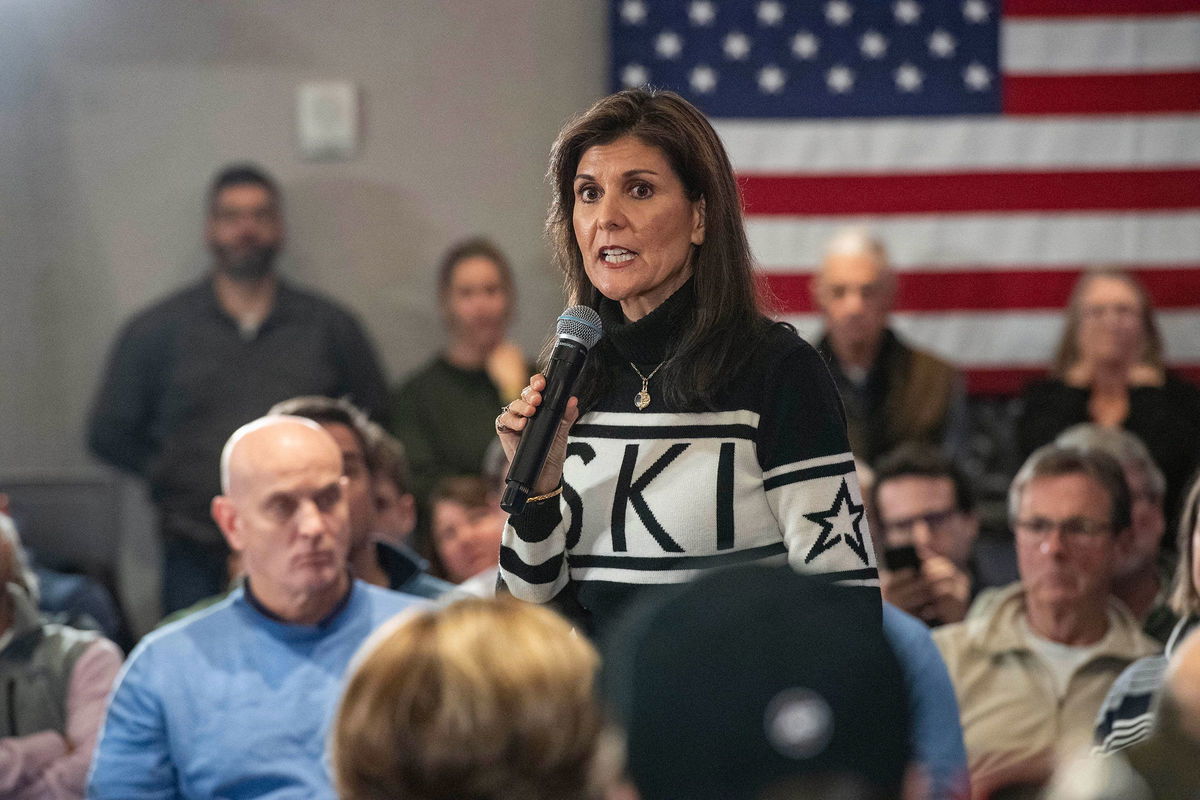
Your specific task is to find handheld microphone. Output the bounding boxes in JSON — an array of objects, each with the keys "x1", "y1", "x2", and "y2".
[{"x1": 500, "y1": 305, "x2": 603, "y2": 515}]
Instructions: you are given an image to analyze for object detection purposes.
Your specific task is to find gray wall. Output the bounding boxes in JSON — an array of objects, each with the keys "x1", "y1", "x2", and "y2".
[
  {"x1": 0, "y1": 0, "x2": 607, "y2": 629},
  {"x1": 0, "y1": 0, "x2": 607, "y2": 476}
]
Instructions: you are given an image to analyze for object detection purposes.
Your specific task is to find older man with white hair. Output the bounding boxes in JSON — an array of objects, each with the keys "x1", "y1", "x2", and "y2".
[
  {"x1": 89, "y1": 416, "x2": 424, "y2": 800},
  {"x1": 811, "y1": 227, "x2": 967, "y2": 463}
]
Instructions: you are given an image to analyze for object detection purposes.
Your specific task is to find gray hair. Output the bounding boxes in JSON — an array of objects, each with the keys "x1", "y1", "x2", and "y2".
[
  {"x1": 822, "y1": 226, "x2": 890, "y2": 264},
  {"x1": 1008, "y1": 444, "x2": 1132, "y2": 534},
  {"x1": 1054, "y1": 423, "x2": 1166, "y2": 501}
]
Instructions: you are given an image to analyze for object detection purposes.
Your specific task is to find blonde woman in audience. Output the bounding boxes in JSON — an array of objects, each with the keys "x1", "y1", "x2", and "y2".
[
  {"x1": 390, "y1": 238, "x2": 531, "y2": 506},
  {"x1": 1017, "y1": 268, "x2": 1200, "y2": 525},
  {"x1": 332, "y1": 596, "x2": 628, "y2": 800}
]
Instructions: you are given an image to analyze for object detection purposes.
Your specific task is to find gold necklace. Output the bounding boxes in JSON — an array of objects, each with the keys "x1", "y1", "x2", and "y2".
[{"x1": 630, "y1": 360, "x2": 667, "y2": 411}]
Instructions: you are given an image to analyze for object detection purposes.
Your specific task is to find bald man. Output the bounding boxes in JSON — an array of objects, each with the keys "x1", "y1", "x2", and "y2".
[
  {"x1": 89, "y1": 416, "x2": 424, "y2": 800},
  {"x1": 812, "y1": 227, "x2": 967, "y2": 463}
]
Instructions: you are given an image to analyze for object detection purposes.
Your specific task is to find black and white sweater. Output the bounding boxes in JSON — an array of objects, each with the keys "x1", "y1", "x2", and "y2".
[{"x1": 500, "y1": 283, "x2": 880, "y2": 635}]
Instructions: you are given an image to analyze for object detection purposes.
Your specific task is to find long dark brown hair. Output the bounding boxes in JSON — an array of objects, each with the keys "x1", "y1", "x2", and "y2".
[{"x1": 545, "y1": 89, "x2": 773, "y2": 410}]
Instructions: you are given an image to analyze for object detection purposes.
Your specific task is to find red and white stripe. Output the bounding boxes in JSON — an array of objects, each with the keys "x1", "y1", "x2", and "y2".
[{"x1": 721, "y1": 4, "x2": 1200, "y2": 395}]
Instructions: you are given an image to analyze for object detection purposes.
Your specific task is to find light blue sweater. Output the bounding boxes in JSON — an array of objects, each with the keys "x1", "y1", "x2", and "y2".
[
  {"x1": 88, "y1": 581, "x2": 423, "y2": 800},
  {"x1": 883, "y1": 602, "x2": 970, "y2": 800}
]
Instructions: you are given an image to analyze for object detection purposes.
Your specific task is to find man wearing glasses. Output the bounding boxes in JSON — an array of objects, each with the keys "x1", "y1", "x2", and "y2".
[
  {"x1": 870, "y1": 444, "x2": 987, "y2": 627},
  {"x1": 932, "y1": 445, "x2": 1159, "y2": 796}
]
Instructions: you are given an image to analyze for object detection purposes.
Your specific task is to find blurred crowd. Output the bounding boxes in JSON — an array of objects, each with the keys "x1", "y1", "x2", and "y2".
[{"x1": 2, "y1": 101, "x2": 1199, "y2": 799}]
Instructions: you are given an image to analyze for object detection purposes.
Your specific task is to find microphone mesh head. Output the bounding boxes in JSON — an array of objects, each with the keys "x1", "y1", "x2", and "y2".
[{"x1": 556, "y1": 305, "x2": 604, "y2": 349}]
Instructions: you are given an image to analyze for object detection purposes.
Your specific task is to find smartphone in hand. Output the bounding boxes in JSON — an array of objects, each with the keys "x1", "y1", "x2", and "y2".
[{"x1": 883, "y1": 544, "x2": 921, "y2": 572}]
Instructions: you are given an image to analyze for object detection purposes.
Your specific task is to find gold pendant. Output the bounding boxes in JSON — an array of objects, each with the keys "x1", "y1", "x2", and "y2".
[{"x1": 634, "y1": 390, "x2": 651, "y2": 410}]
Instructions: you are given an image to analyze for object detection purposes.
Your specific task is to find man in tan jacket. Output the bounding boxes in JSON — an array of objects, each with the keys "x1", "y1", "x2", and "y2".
[{"x1": 933, "y1": 444, "x2": 1159, "y2": 797}]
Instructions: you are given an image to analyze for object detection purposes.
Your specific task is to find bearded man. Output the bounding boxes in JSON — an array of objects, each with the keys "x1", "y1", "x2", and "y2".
[{"x1": 87, "y1": 164, "x2": 387, "y2": 613}]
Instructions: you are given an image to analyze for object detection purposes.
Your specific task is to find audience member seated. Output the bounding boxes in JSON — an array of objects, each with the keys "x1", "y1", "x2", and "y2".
[
  {"x1": 1055, "y1": 423, "x2": 1174, "y2": 642},
  {"x1": 812, "y1": 227, "x2": 967, "y2": 464},
  {"x1": 1121, "y1": 627, "x2": 1200, "y2": 797},
  {"x1": 333, "y1": 595, "x2": 627, "y2": 800},
  {"x1": 0, "y1": 493, "x2": 124, "y2": 644},
  {"x1": 428, "y1": 476, "x2": 505, "y2": 596},
  {"x1": 603, "y1": 565, "x2": 914, "y2": 800},
  {"x1": 1048, "y1": 628, "x2": 1200, "y2": 800},
  {"x1": 1016, "y1": 268, "x2": 1200, "y2": 532},
  {"x1": 0, "y1": 511, "x2": 122, "y2": 799},
  {"x1": 363, "y1": 422, "x2": 417, "y2": 548},
  {"x1": 269, "y1": 396, "x2": 452, "y2": 600},
  {"x1": 1095, "y1": 471, "x2": 1200, "y2": 754},
  {"x1": 89, "y1": 416, "x2": 426, "y2": 799},
  {"x1": 824, "y1": 500, "x2": 970, "y2": 799},
  {"x1": 881, "y1": 602, "x2": 971, "y2": 800},
  {"x1": 933, "y1": 445, "x2": 1159, "y2": 797},
  {"x1": 390, "y1": 237, "x2": 532, "y2": 508},
  {"x1": 872, "y1": 444, "x2": 1013, "y2": 627}
]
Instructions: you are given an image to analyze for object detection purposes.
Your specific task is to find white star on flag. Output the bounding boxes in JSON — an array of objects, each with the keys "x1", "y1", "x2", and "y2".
[
  {"x1": 826, "y1": 64, "x2": 855, "y2": 93},
  {"x1": 621, "y1": 63, "x2": 650, "y2": 88},
  {"x1": 655, "y1": 30, "x2": 683, "y2": 59},
  {"x1": 928, "y1": 29, "x2": 956, "y2": 58},
  {"x1": 860, "y1": 30, "x2": 888, "y2": 60},
  {"x1": 963, "y1": 60, "x2": 992, "y2": 91},
  {"x1": 963, "y1": 0, "x2": 991, "y2": 24},
  {"x1": 791, "y1": 31, "x2": 819, "y2": 60},
  {"x1": 893, "y1": 0, "x2": 921, "y2": 25},
  {"x1": 690, "y1": 65, "x2": 718, "y2": 93},
  {"x1": 620, "y1": 0, "x2": 647, "y2": 25},
  {"x1": 895, "y1": 62, "x2": 923, "y2": 92},
  {"x1": 723, "y1": 31, "x2": 752, "y2": 60},
  {"x1": 758, "y1": 64, "x2": 786, "y2": 94},
  {"x1": 757, "y1": 0, "x2": 785, "y2": 27},
  {"x1": 825, "y1": 0, "x2": 853, "y2": 27},
  {"x1": 688, "y1": 0, "x2": 716, "y2": 26}
]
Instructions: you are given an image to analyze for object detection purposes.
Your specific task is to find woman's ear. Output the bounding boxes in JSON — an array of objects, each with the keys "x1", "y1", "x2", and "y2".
[{"x1": 690, "y1": 196, "x2": 706, "y2": 246}]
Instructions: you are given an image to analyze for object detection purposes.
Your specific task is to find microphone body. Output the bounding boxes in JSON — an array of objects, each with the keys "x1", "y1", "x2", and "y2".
[{"x1": 501, "y1": 307, "x2": 602, "y2": 515}]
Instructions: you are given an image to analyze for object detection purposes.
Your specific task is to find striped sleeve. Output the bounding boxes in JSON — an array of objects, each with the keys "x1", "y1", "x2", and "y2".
[
  {"x1": 499, "y1": 494, "x2": 571, "y2": 604},
  {"x1": 757, "y1": 340, "x2": 880, "y2": 590},
  {"x1": 1093, "y1": 655, "x2": 1166, "y2": 755}
]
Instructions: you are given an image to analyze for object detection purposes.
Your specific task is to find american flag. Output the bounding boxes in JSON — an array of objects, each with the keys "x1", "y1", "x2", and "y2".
[{"x1": 610, "y1": 0, "x2": 1200, "y2": 395}]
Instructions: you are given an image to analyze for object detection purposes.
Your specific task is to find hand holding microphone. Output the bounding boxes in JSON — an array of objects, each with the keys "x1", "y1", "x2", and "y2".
[{"x1": 496, "y1": 306, "x2": 603, "y2": 515}]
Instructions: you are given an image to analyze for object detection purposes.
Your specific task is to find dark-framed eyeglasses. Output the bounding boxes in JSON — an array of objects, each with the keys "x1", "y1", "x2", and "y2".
[
  {"x1": 882, "y1": 507, "x2": 962, "y2": 538},
  {"x1": 1013, "y1": 516, "x2": 1112, "y2": 543}
]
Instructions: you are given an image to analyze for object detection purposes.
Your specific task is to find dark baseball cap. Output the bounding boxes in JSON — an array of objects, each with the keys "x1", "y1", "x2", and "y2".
[{"x1": 601, "y1": 565, "x2": 911, "y2": 800}]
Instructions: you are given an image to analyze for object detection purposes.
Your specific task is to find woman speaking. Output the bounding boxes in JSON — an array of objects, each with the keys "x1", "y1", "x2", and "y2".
[{"x1": 496, "y1": 89, "x2": 879, "y2": 636}]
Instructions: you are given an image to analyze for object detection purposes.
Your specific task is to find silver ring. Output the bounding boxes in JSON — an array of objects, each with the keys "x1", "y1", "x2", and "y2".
[{"x1": 496, "y1": 407, "x2": 512, "y2": 433}]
